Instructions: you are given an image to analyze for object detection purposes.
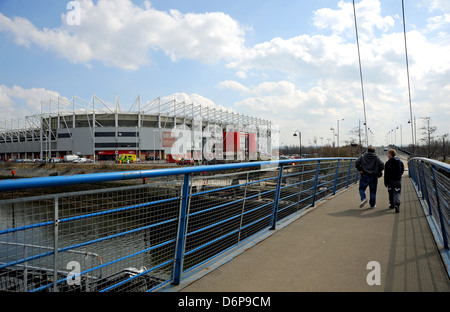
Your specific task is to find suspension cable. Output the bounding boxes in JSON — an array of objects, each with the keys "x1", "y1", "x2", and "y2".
[
  {"x1": 402, "y1": 0, "x2": 415, "y2": 155},
  {"x1": 352, "y1": 0, "x2": 369, "y2": 148}
]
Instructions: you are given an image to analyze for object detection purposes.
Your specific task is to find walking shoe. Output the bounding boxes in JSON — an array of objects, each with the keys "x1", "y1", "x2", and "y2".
[
  {"x1": 389, "y1": 205, "x2": 394, "y2": 209},
  {"x1": 395, "y1": 205, "x2": 400, "y2": 213},
  {"x1": 359, "y1": 198, "x2": 368, "y2": 208},
  {"x1": 370, "y1": 205, "x2": 376, "y2": 209}
]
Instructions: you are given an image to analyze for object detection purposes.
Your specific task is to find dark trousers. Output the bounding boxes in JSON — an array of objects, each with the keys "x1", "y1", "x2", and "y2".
[
  {"x1": 359, "y1": 174, "x2": 378, "y2": 207},
  {"x1": 387, "y1": 181, "x2": 402, "y2": 207}
]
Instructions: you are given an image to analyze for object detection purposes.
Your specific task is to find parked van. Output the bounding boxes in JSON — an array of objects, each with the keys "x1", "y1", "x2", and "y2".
[
  {"x1": 63, "y1": 155, "x2": 80, "y2": 162},
  {"x1": 117, "y1": 154, "x2": 136, "y2": 163}
]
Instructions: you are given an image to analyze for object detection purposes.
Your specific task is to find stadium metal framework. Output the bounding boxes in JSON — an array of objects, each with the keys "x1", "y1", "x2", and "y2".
[{"x1": 0, "y1": 94, "x2": 273, "y2": 162}]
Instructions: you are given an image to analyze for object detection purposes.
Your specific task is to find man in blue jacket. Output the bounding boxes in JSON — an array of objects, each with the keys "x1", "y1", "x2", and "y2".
[
  {"x1": 355, "y1": 146, "x2": 384, "y2": 209},
  {"x1": 384, "y1": 149, "x2": 405, "y2": 213}
]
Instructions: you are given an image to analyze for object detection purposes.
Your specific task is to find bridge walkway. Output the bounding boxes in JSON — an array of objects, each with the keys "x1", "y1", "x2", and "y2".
[{"x1": 166, "y1": 174, "x2": 450, "y2": 292}]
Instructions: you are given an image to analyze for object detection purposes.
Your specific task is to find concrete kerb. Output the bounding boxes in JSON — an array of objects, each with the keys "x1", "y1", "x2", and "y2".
[{"x1": 160, "y1": 184, "x2": 357, "y2": 292}]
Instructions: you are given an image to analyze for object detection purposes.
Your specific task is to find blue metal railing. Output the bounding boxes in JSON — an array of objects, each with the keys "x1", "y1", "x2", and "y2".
[
  {"x1": 0, "y1": 158, "x2": 358, "y2": 292},
  {"x1": 408, "y1": 158, "x2": 450, "y2": 249}
]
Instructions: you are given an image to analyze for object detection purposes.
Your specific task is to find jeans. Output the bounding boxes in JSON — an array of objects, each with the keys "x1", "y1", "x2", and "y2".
[
  {"x1": 359, "y1": 174, "x2": 378, "y2": 207},
  {"x1": 387, "y1": 181, "x2": 402, "y2": 207}
]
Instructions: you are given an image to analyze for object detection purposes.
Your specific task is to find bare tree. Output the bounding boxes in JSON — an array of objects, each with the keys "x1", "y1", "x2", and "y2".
[
  {"x1": 348, "y1": 126, "x2": 367, "y2": 154},
  {"x1": 418, "y1": 118, "x2": 438, "y2": 158}
]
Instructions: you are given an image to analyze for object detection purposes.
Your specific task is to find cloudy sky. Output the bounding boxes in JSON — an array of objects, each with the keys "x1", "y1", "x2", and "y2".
[{"x1": 0, "y1": 0, "x2": 449, "y2": 148}]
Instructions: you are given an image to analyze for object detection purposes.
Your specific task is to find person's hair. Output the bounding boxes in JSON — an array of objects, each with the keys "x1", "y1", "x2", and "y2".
[
  {"x1": 367, "y1": 146, "x2": 375, "y2": 153},
  {"x1": 388, "y1": 149, "x2": 396, "y2": 157}
]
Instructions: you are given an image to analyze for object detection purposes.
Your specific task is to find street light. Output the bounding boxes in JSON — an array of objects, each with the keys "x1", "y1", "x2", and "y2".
[
  {"x1": 330, "y1": 127, "x2": 335, "y2": 148},
  {"x1": 393, "y1": 128, "x2": 396, "y2": 146},
  {"x1": 293, "y1": 130, "x2": 301, "y2": 157},
  {"x1": 368, "y1": 128, "x2": 374, "y2": 146}
]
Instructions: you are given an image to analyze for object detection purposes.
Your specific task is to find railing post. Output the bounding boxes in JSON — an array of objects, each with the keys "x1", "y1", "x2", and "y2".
[
  {"x1": 311, "y1": 160, "x2": 321, "y2": 207},
  {"x1": 354, "y1": 168, "x2": 360, "y2": 185},
  {"x1": 416, "y1": 160, "x2": 424, "y2": 199},
  {"x1": 410, "y1": 161, "x2": 420, "y2": 191},
  {"x1": 296, "y1": 164, "x2": 305, "y2": 211},
  {"x1": 172, "y1": 174, "x2": 190, "y2": 285},
  {"x1": 430, "y1": 165, "x2": 449, "y2": 249},
  {"x1": 270, "y1": 164, "x2": 284, "y2": 230},
  {"x1": 332, "y1": 159, "x2": 340, "y2": 195},
  {"x1": 420, "y1": 161, "x2": 432, "y2": 215},
  {"x1": 238, "y1": 172, "x2": 250, "y2": 242},
  {"x1": 23, "y1": 245, "x2": 28, "y2": 291},
  {"x1": 346, "y1": 159, "x2": 353, "y2": 188},
  {"x1": 53, "y1": 196, "x2": 59, "y2": 292},
  {"x1": 409, "y1": 161, "x2": 416, "y2": 185}
]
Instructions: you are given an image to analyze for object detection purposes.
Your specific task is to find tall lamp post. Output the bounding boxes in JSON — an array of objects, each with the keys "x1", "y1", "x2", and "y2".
[
  {"x1": 330, "y1": 127, "x2": 335, "y2": 148},
  {"x1": 393, "y1": 128, "x2": 396, "y2": 146},
  {"x1": 293, "y1": 130, "x2": 302, "y2": 158}
]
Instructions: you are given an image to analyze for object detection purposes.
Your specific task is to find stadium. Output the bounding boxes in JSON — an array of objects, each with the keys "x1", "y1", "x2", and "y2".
[{"x1": 0, "y1": 94, "x2": 273, "y2": 163}]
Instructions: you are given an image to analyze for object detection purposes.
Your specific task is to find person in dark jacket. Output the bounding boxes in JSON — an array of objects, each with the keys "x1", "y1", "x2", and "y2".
[
  {"x1": 384, "y1": 149, "x2": 404, "y2": 213},
  {"x1": 355, "y1": 146, "x2": 384, "y2": 208}
]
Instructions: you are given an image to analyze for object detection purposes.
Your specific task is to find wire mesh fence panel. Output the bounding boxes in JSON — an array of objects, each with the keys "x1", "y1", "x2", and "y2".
[
  {"x1": 277, "y1": 162, "x2": 314, "y2": 221},
  {"x1": 422, "y1": 164, "x2": 439, "y2": 216},
  {"x1": 315, "y1": 160, "x2": 337, "y2": 202},
  {"x1": 183, "y1": 169, "x2": 278, "y2": 273},
  {"x1": 237, "y1": 168, "x2": 278, "y2": 241},
  {"x1": 432, "y1": 167, "x2": 450, "y2": 248},
  {"x1": 408, "y1": 158, "x2": 450, "y2": 249},
  {"x1": 1, "y1": 179, "x2": 183, "y2": 292},
  {"x1": 0, "y1": 197, "x2": 55, "y2": 292}
]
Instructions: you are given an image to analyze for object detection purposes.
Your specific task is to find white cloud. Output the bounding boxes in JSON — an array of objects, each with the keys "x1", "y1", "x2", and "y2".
[
  {"x1": 312, "y1": 1, "x2": 354, "y2": 35},
  {"x1": 224, "y1": 0, "x2": 450, "y2": 144},
  {"x1": 230, "y1": 80, "x2": 361, "y2": 145},
  {"x1": 228, "y1": 0, "x2": 400, "y2": 81},
  {"x1": 423, "y1": 0, "x2": 450, "y2": 13},
  {"x1": 227, "y1": 34, "x2": 358, "y2": 79},
  {"x1": 160, "y1": 92, "x2": 236, "y2": 114},
  {"x1": 0, "y1": 0, "x2": 247, "y2": 70},
  {"x1": 235, "y1": 71, "x2": 247, "y2": 79},
  {"x1": 313, "y1": 0, "x2": 395, "y2": 40},
  {"x1": 426, "y1": 13, "x2": 450, "y2": 34},
  {"x1": 233, "y1": 80, "x2": 340, "y2": 119},
  {"x1": 216, "y1": 81, "x2": 250, "y2": 94},
  {"x1": 252, "y1": 81, "x2": 296, "y2": 97},
  {"x1": 0, "y1": 85, "x2": 60, "y2": 123}
]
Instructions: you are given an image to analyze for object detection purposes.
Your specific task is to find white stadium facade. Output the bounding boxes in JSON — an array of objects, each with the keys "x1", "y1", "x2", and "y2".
[{"x1": 0, "y1": 94, "x2": 274, "y2": 163}]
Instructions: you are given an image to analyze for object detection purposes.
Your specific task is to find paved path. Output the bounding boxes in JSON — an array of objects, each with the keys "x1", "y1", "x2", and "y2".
[{"x1": 167, "y1": 172, "x2": 450, "y2": 292}]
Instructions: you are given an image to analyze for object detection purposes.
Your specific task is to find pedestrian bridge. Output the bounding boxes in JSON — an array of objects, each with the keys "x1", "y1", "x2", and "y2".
[
  {"x1": 168, "y1": 166, "x2": 450, "y2": 292},
  {"x1": 0, "y1": 153, "x2": 449, "y2": 292}
]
